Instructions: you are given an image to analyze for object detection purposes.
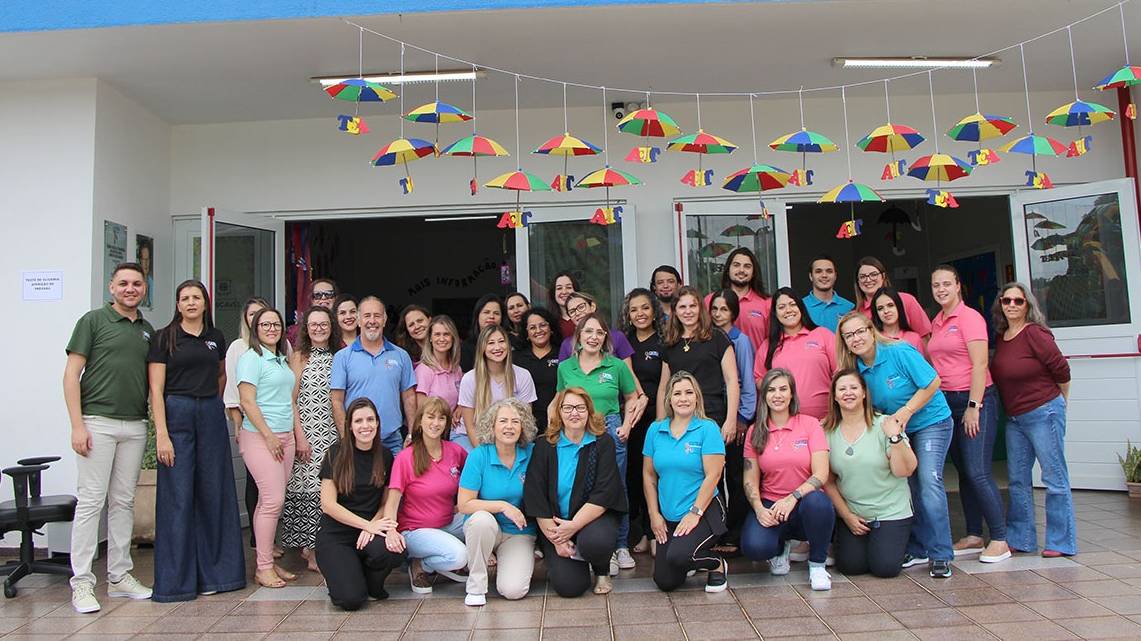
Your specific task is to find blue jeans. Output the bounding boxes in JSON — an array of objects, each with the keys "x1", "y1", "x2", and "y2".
[
  {"x1": 945, "y1": 386, "x2": 1007, "y2": 541},
  {"x1": 1006, "y1": 395, "x2": 1077, "y2": 555},
  {"x1": 403, "y1": 513, "x2": 468, "y2": 574},
  {"x1": 906, "y1": 417, "x2": 954, "y2": 562},
  {"x1": 605, "y1": 413, "x2": 630, "y2": 549},
  {"x1": 741, "y1": 491, "x2": 835, "y2": 564},
  {"x1": 381, "y1": 430, "x2": 404, "y2": 457},
  {"x1": 451, "y1": 432, "x2": 474, "y2": 453}
]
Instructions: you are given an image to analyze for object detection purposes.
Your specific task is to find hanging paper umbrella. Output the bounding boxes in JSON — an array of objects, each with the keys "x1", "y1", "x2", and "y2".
[
  {"x1": 686, "y1": 228, "x2": 708, "y2": 240},
  {"x1": 818, "y1": 181, "x2": 883, "y2": 203},
  {"x1": 820, "y1": 87, "x2": 882, "y2": 240},
  {"x1": 1044, "y1": 100, "x2": 1116, "y2": 127},
  {"x1": 1095, "y1": 65, "x2": 1141, "y2": 90},
  {"x1": 1031, "y1": 234, "x2": 1068, "y2": 251},
  {"x1": 579, "y1": 88, "x2": 641, "y2": 217},
  {"x1": 616, "y1": 107, "x2": 682, "y2": 137},
  {"x1": 439, "y1": 65, "x2": 506, "y2": 193},
  {"x1": 721, "y1": 224, "x2": 756, "y2": 238},
  {"x1": 404, "y1": 101, "x2": 473, "y2": 150},
  {"x1": 1001, "y1": 134, "x2": 1067, "y2": 157},
  {"x1": 324, "y1": 78, "x2": 397, "y2": 103},
  {"x1": 857, "y1": 123, "x2": 925, "y2": 154},
  {"x1": 907, "y1": 153, "x2": 973, "y2": 182},
  {"x1": 1024, "y1": 211, "x2": 1048, "y2": 220},
  {"x1": 770, "y1": 88, "x2": 838, "y2": 183},
  {"x1": 371, "y1": 137, "x2": 435, "y2": 193},
  {"x1": 698, "y1": 242, "x2": 735, "y2": 258},
  {"x1": 668, "y1": 95, "x2": 736, "y2": 186},
  {"x1": 722, "y1": 164, "x2": 791, "y2": 193},
  {"x1": 535, "y1": 84, "x2": 603, "y2": 190},
  {"x1": 485, "y1": 169, "x2": 552, "y2": 217},
  {"x1": 1034, "y1": 219, "x2": 1067, "y2": 230},
  {"x1": 947, "y1": 112, "x2": 1017, "y2": 141}
]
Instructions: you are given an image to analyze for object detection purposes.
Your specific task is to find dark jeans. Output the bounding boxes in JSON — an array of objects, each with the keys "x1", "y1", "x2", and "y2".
[
  {"x1": 834, "y1": 516, "x2": 913, "y2": 578},
  {"x1": 653, "y1": 498, "x2": 726, "y2": 592},
  {"x1": 316, "y1": 525, "x2": 406, "y2": 611},
  {"x1": 945, "y1": 386, "x2": 1007, "y2": 541},
  {"x1": 153, "y1": 395, "x2": 247, "y2": 602},
  {"x1": 540, "y1": 513, "x2": 618, "y2": 598},
  {"x1": 741, "y1": 491, "x2": 835, "y2": 564}
]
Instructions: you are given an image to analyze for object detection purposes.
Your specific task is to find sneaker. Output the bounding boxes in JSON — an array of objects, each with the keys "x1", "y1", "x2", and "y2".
[
  {"x1": 788, "y1": 540, "x2": 809, "y2": 563},
  {"x1": 615, "y1": 547, "x2": 636, "y2": 570},
  {"x1": 198, "y1": 590, "x2": 218, "y2": 596},
  {"x1": 952, "y1": 537, "x2": 985, "y2": 556},
  {"x1": 437, "y1": 568, "x2": 468, "y2": 583},
  {"x1": 979, "y1": 550, "x2": 1012, "y2": 564},
  {"x1": 408, "y1": 561, "x2": 433, "y2": 595},
  {"x1": 769, "y1": 541, "x2": 791, "y2": 576},
  {"x1": 71, "y1": 583, "x2": 101, "y2": 613},
  {"x1": 593, "y1": 575, "x2": 614, "y2": 595},
  {"x1": 929, "y1": 560, "x2": 952, "y2": 578},
  {"x1": 809, "y1": 566, "x2": 832, "y2": 591},
  {"x1": 108, "y1": 574, "x2": 152, "y2": 600},
  {"x1": 705, "y1": 560, "x2": 728, "y2": 593},
  {"x1": 464, "y1": 593, "x2": 486, "y2": 607},
  {"x1": 609, "y1": 553, "x2": 620, "y2": 576},
  {"x1": 901, "y1": 554, "x2": 929, "y2": 569}
]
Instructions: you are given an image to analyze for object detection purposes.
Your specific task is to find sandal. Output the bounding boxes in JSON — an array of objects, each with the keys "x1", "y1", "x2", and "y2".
[
  {"x1": 274, "y1": 565, "x2": 298, "y2": 582},
  {"x1": 255, "y1": 570, "x2": 286, "y2": 589},
  {"x1": 632, "y1": 536, "x2": 650, "y2": 554}
]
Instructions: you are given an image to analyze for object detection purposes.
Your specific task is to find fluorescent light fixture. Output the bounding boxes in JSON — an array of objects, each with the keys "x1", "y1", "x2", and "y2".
[
  {"x1": 833, "y1": 57, "x2": 999, "y2": 69},
  {"x1": 425, "y1": 215, "x2": 498, "y2": 223},
  {"x1": 313, "y1": 69, "x2": 484, "y2": 86}
]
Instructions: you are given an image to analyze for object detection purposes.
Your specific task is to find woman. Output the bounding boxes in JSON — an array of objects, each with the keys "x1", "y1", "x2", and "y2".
[
  {"x1": 334, "y1": 295, "x2": 359, "y2": 349},
  {"x1": 549, "y1": 271, "x2": 581, "y2": 339},
  {"x1": 237, "y1": 307, "x2": 302, "y2": 588},
  {"x1": 512, "y1": 307, "x2": 563, "y2": 431},
  {"x1": 147, "y1": 280, "x2": 245, "y2": 601},
  {"x1": 558, "y1": 291, "x2": 635, "y2": 362},
  {"x1": 853, "y1": 257, "x2": 932, "y2": 338},
  {"x1": 822, "y1": 369, "x2": 917, "y2": 578},
  {"x1": 287, "y1": 279, "x2": 338, "y2": 348},
  {"x1": 315, "y1": 398, "x2": 406, "y2": 610},
  {"x1": 557, "y1": 313, "x2": 646, "y2": 571},
  {"x1": 461, "y1": 295, "x2": 510, "y2": 371},
  {"x1": 928, "y1": 265, "x2": 1008, "y2": 563},
  {"x1": 458, "y1": 398, "x2": 539, "y2": 606},
  {"x1": 383, "y1": 397, "x2": 469, "y2": 594},
  {"x1": 457, "y1": 326, "x2": 538, "y2": 452},
  {"x1": 643, "y1": 372, "x2": 727, "y2": 593},
  {"x1": 741, "y1": 369, "x2": 834, "y2": 591},
  {"x1": 836, "y1": 311, "x2": 955, "y2": 578},
  {"x1": 394, "y1": 304, "x2": 431, "y2": 367},
  {"x1": 505, "y1": 292, "x2": 531, "y2": 348},
  {"x1": 870, "y1": 287, "x2": 924, "y2": 354},
  {"x1": 990, "y1": 283, "x2": 1075, "y2": 557},
  {"x1": 284, "y1": 306, "x2": 341, "y2": 572},
  {"x1": 753, "y1": 288, "x2": 837, "y2": 420},
  {"x1": 621, "y1": 288, "x2": 666, "y2": 553},
  {"x1": 414, "y1": 315, "x2": 464, "y2": 412},
  {"x1": 524, "y1": 388, "x2": 627, "y2": 596}
]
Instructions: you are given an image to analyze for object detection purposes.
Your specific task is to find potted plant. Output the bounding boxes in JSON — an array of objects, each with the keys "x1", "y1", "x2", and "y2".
[
  {"x1": 132, "y1": 416, "x2": 158, "y2": 544},
  {"x1": 1118, "y1": 440, "x2": 1141, "y2": 499}
]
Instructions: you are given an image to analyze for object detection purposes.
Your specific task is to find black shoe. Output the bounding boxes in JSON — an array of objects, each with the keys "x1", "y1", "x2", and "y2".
[
  {"x1": 929, "y1": 560, "x2": 952, "y2": 578},
  {"x1": 705, "y1": 560, "x2": 728, "y2": 593}
]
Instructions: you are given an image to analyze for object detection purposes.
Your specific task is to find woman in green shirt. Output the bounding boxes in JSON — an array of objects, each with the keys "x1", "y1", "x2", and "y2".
[{"x1": 822, "y1": 369, "x2": 917, "y2": 578}]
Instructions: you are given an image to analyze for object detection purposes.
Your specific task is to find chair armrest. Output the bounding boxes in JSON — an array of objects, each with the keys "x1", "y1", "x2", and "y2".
[
  {"x1": 17, "y1": 456, "x2": 61, "y2": 466},
  {"x1": 2, "y1": 465, "x2": 47, "y2": 510},
  {"x1": 2, "y1": 465, "x2": 49, "y2": 478}
]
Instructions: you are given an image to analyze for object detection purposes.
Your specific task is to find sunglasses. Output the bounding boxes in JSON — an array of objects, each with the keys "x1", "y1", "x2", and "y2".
[
  {"x1": 312, "y1": 291, "x2": 336, "y2": 300},
  {"x1": 1000, "y1": 297, "x2": 1027, "y2": 307}
]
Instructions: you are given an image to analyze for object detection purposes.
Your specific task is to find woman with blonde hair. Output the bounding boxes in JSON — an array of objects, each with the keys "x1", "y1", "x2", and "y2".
[
  {"x1": 414, "y1": 315, "x2": 464, "y2": 412},
  {"x1": 456, "y1": 326, "x2": 537, "y2": 451}
]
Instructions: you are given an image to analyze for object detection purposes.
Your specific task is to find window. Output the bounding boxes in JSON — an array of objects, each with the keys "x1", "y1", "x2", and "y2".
[
  {"x1": 1022, "y1": 193, "x2": 1130, "y2": 328},
  {"x1": 528, "y1": 220, "x2": 623, "y2": 325},
  {"x1": 683, "y1": 214, "x2": 778, "y2": 295}
]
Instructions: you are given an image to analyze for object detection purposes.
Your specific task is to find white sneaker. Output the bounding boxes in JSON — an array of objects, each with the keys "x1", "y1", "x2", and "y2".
[
  {"x1": 809, "y1": 566, "x2": 832, "y2": 591},
  {"x1": 107, "y1": 574, "x2": 152, "y2": 600},
  {"x1": 609, "y1": 553, "x2": 620, "y2": 576},
  {"x1": 769, "y1": 541, "x2": 792, "y2": 576},
  {"x1": 615, "y1": 547, "x2": 636, "y2": 569},
  {"x1": 464, "y1": 593, "x2": 486, "y2": 607},
  {"x1": 788, "y1": 540, "x2": 808, "y2": 562},
  {"x1": 71, "y1": 583, "x2": 101, "y2": 613}
]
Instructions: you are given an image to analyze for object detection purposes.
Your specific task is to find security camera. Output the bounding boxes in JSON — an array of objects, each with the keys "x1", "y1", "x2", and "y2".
[{"x1": 611, "y1": 102, "x2": 626, "y2": 120}]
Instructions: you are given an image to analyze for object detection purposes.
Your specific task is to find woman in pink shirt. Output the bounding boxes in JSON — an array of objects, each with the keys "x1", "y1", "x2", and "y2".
[
  {"x1": 382, "y1": 397, "x2": 469, "y2": 595},
  {"x1": 414, "y1": 316, "x2": 464, "y2": 413},
  {"x1": 928, "y1": 265, "x2": 1008, "y2": 563},
  {"x1": 754, "y1": 288, "x2": 837, "y2": 420},
  {"x1": 853, "y1": 257, "x2": 931, "y2": 338},
  {"x1": 740, "y1": 369, "x2": 834, "y2": 591},
  {"x1": 869, "y1": 287, "x2": 925, "y2": 355}
]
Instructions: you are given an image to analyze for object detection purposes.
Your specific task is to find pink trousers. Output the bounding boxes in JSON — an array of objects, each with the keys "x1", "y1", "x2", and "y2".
[{"x1": 239, "y1": 430, "x2": 296, "y2": 570}]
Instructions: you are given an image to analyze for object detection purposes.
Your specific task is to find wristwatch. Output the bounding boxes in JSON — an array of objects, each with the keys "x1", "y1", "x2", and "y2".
[
  {"x1": 688, "y1": 505, "x2": 703, "y2": 517},
  {"x1": 967, "y1": 399, "x2": 983, "y2": 409},
  {"x1": 791, "y1": 489, "x2": 803, "y2": 500},
  {"x1": 888, "y1": 433, "x2": 906, "y2": 445}
]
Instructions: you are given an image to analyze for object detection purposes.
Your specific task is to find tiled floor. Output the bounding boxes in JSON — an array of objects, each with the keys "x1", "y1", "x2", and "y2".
[{"x1": 4, "y1": 489, "x2": 1141, "y2": 640}]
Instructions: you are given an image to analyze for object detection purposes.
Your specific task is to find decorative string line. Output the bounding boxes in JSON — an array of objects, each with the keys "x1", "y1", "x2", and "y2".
[
  {"x1": 928, "y1": 71, "x2": 940, "y2": 154},
  {"x1": 841, "y1": 86, "x2": 852, "y2": 178},
  {"x1": 971, "y1": 67, "x2": 981, "y2": 114},
  {"x1": 470, "y1": 63, "x2": 477, "y2": 134},
  {"x1": 601, "y1": 86, "x2": 609, "y2": 166},
  {"x1": 748, "y1": 93, "x2": 758, "y2": 165},
  {"x1": 343, "y1": 0, "x2": 1131, "y2": 99},
  {"x1": 1122, "y1": 2, "x2": 1133, "y2": 65},
  {"x1": 563, "y1": 83, "x2": 568, "y2": 133},
  {"x1": 399, "y1": 43, "x2": 405, "y2": 138},
  {"x1": 514, "y1": 74, "x2": 520, "y2": 169},
  {"x1": 883, "y1": 80, "x2": 892, "y2": 123}
]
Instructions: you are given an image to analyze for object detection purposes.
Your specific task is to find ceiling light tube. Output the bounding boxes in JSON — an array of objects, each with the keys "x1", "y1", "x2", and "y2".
[
  {"x1": 313, "y1": 69, "x2": 484, "y2": 85},
  {"x1": 833, "y1": 57, "x2": 999, "y2": 69}
]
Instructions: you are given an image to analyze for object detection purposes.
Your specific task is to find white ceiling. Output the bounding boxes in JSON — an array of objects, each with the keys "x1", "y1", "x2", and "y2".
[{"x1": 0, "y1": 0, "x2": 1136, "y2": 123}]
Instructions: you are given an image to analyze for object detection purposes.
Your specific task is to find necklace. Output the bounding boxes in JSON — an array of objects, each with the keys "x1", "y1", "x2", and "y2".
[
  {"x1": 840, "y1": 423, "x2": 865, "y2": 456},
  {"x1": 683, "y1": 337, "x2": 692, "y2": 352},
  {"x1": 770, "y1": 428, "x2": 789, "y2": 451}
]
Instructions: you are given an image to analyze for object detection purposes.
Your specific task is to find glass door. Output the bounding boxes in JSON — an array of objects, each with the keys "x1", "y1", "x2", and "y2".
[{"x1": 673, "y1": 199, "x2": 789, "y2": 293}]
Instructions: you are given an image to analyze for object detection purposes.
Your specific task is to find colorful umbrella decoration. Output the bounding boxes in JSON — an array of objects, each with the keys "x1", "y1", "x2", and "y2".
[
  {"x1": 857, "y1": 81, "x2": 925, "y2": 175},
  {"x1": 1004, "y1": 43, "x2": 1063, "y2": 187},
  {"x1": 1094, "y1": 4, "x2": 1139, "y2": 121},
  {"x1": 819, "y1": 87, "x2": 883, "y2": 239},
  {"x1": 721, "y1": 224, "x2": 756, "y2": 238},
  {"x1": 402, "y1": 55, "x2": 475, "y2": 150},
  {"x1": 324, "y1": 78, "x2": 397, "y2": 103},
  {"x1": 698, "y1": 242, "x2": 735, "y2": 259},
  {"x1": 485, "y1": 76, "x2": 550, "y2": 228},
  {"x1": 667, "y1": 95, "x2": 737, "y2": 187},
  {"x1": 722, "y1": 95, "x2": 789, "y2": 218},
  {"x1": 819, "y1": 181, "x2": 883, "y2": 203},
  {"x1": 908, "y1": 73, "x2": 971, "y2": 208},
  {"x1": 616, "y1": 96, "x2": 679, "y2": 166},
  {"x1": 1001, "y1": 134, "x2": 1067, "y2": 156},
  {"x1": 947, "y1": 112, "x2": 1017, "y2": 142},
  {"x1": 534, "y1": 84, "x2": 602, "y2": 191},
  {"x1": 370, "y1": 137, "x2": 436, "y2": 193},
  {"x1": 686, "y1": 228, "x2": 708, "y2": 240},
  {"x1": 578, "y1": 88, "x2": 640, "y2": 223},
  {"x1": 1044, "y1": 100, "x2": 1116, "y2": 127},
  {"x1": 770, "y1": 89, "x2": 838, "y2": 185},
  {"x1": 440, "y1": 65, "x2": 508, "y2": 194}
]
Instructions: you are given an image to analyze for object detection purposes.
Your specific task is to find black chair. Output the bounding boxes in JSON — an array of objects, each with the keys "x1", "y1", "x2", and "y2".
[{"x1": 1, "y1": 456, "x2": 77, "y2": 598}]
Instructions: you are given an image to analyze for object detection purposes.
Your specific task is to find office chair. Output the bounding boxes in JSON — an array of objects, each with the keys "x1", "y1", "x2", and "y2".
[{"x1": 1, "y1": 456, "x2": 77, "y2": 598}]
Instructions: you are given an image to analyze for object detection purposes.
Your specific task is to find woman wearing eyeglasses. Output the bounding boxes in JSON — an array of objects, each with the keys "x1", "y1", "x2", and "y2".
[
  {"x1": 853, "y1": 258, "x2": 931, "y2": 339},
  {"x1": 557, "y1": 291, "x2": 635, "y2": 362},
  {"x1": 512, "y1": 308, "x2": 563, "y2": 432},
  {"x1": 835, "y1": 311, "x2": 954, "y2": 578},
  {"x1": 990, "y1": 283, "x2": 1075, "y2": 558}
]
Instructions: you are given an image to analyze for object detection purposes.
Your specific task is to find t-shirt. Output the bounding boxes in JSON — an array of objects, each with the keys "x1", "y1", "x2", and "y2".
[
  {"x1": 456, "y1": 365, "x2": 538, "y2": 435},
  {"x1": 726, "y1": 327, "x2": 757, "y2": 424},
  {"x1": 330, "y1": 338, "x2": 417, "y2": 438},
  {"x1": 642, "y1": 417, "x2": 725, "y2": 522},
  {"x1": 318, "y1": 442, "x2": 394, "y2": 529},
  {"x1": 826, "y1": 416, "x2": 913, "y2": 521},
  {"x1": 556, "y1": 354, "x2": 637, "y2": 417},
  {"x1": 704, "y1": 289, "x2": 770, "y2": 351},
  {"x1": 629, "y1": 332, "x2": 665, "y2": 408},
  {"x1": 558, "y1": 330, "x2": 635, "y2": 362},
  {"x1": 857, "y1": 341, "x2": 952, "y2": 432},
  {"x1": 65, "y1": 304, "x2": 155, "y2": 420},
  {"x1": 236, "y1": 347, "x2": 296, "y2": 433},
  {"x1": 459, "y1": 443, "x2": 536, "y2": 535},
  {"x1": 513, "y1": 346, "x2": 560, "y2": 430},
  {"x1": 662, "y1": 329, "x2": 733, "y2": 423},
  {"x1": 743, "y1": 414, "x2": 829, "y2": 501},
  {"x1": 556, "y1": 432, "x2": 597, "y2": 518},
  {"x1": 803, "y1": 292, "x2": 855, "y2": 333},
  {"x1": 754, "y1": 326, "x2": 837, "y2": 420},
  {"x1": 146, "y1": 325, "x2": 226, "y2": 398},
  {"x1": 859, "y1": 291, "x2": 932, "y2": 338},
  {"x1": 991, "y1": 324, "x2": 1070, "y2": 416},
  {"x1": 927, "y1": 301, "x2": 993, "y2": 392},
  {"x1": 414, "y1": 362, "x2": 463, "y2": 410},
  {"x1": 389, "y1": 440, "x2": 468, "y2": 531}
]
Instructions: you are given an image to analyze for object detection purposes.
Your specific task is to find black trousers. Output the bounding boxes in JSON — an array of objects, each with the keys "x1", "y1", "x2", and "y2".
[
  {"x1": 315, "y1": 526, "x2": 407, "y2": 611},
  {"x1": 653, "y1": 499, "x2": 725, "y2": 592},
  {"x1": 245, "y1": 466, "x2": 259, "y2": 548},
  {"x1": 833, "y1": 516, "x2": 913, "y2": 578},
  {"x1": 722, "y1": 440, "x2": 748, "y2": 545},
  {"x1": 626, "y1": 412, "x2": 652, "y2": 545},
  {"x1": 540, "y1": 513, "x2": 618, "y2": 598}
]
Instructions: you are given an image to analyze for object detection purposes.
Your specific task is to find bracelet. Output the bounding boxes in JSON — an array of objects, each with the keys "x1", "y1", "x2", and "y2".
[{"x1": 806, "y1": 476, "x2": 823, "y2": 490}]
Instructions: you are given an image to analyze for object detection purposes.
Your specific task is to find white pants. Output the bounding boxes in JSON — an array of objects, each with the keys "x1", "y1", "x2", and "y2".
[
  {"x1": 462, "y1": 511, "x2": 535, "y2": 600},
  {"x1": 70, "y1": 416, "x2": 147, "y2": 588}
]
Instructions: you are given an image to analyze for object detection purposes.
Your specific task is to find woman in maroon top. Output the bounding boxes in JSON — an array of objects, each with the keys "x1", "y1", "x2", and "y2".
[{"x1": 990, "y1": 283, "x2": 1075, "y2": 557}]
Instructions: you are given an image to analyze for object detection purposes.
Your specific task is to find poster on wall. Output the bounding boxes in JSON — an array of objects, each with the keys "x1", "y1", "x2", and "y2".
[
  {"x1": 136, "y1": 234, "x2": 154, "y2": 308},
  {"x1": 102, "y1": 221, "x2": 127, "y2": 303}
]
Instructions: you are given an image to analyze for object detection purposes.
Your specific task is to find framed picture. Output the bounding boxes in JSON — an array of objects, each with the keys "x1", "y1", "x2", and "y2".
[{"x1": 136, "y1": 234, "x2": 154, "y2": 309}]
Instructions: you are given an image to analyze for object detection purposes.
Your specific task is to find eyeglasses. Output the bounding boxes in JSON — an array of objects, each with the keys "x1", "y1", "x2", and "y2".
[
  {"x1": 560, "y1": 404, "x2": 588, "y2": 415},
  {"x1": 312, "y1": 291, "x2": 336, "y2": 300},
  {"x1": 527, "y1": 322, "x2": 550, "y2": 332},
  {"x1": 258, "y1": 321, "x2": 283, "y2": 330},
  {"x1": 1000, "y1": 297, "x2": 1027, "y2": 307},
  {"x1": 841, "y1": 326, "x2": 871, "y2": 340},
  {"x1": 307, "y1": 322, "x2": 331, "y2": 330},
  {"x1": 567, "y1": 302, "x2": 590, "y2": 316},
  {"x1": 857, "y1": 271, "x2": 884, "y2": 282}
]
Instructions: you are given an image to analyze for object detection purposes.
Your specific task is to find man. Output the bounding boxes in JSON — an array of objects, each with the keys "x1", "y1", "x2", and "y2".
[
  {"x1": 650, "y1": 265, "x2": 681, "y2": 308},
  {"x1": 706, "y1": 248, "x2": 770, "y2": 350},
  {"x1": 287, "y1": 278, "x2": 337, "y2": 347},
  {"x1": 802, "y1": 254, "x2": 854, "y2": 332},
  {"x1": 330, "y1": 296, "x2": 416, "y2": 455},
  {"x1": 63, "y1": 262, "x2": 156, "y2": 613}
]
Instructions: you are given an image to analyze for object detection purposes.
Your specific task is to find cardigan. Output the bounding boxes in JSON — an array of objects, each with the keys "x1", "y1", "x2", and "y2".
[{"x1": 523, "y1": 431, "x2": 628, "y2": 520}]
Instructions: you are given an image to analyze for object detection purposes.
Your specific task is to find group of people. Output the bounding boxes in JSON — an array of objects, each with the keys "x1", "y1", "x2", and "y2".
[{"x1": 62, "y1": 248, "x2": 1076, "y2": 613}]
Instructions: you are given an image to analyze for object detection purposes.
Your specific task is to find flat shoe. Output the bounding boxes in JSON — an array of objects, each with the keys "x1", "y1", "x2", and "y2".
[
  {"x1": 979, "y1": 550, "x2": 1011, "y2": 563},
  {"x1": 1042, "y1": 549, "x2": 1068, "y2": 558}
]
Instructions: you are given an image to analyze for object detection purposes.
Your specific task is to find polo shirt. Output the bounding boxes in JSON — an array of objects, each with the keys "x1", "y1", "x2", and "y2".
[
  {"x1": 236, "y1": 347, "x2": 296, "y2": 433},
  {"x1": 882, "y1": 329, "x2": 925, "y2": 356},
  {"x1": 513, "y1": 346, "x2": 560, "y2": 429},
  {"x1": 704, "y1": 289, "x2": 770, "y2": 351},
  {"x1": 330, "y1": 338, "x2": 416, "y2": 438},
  {"x1": 927, "y1": 301, "x2": 993, "y2": 392},
  {"x1": 856, "y1": 341, "x2": 952, "y2": 432},
  {"x1": 66, "y1": 304, "x2": 155, "y2": 420},
  {"x1": 826, "y1": 416, "x2": 913, "y2": 521},
  {"x1": 556, "y1": 354, "x2": 636, "y2": 417},
  {"x1": 459, "y1": 442, "x2": 536, "y2": 534},
  {"x1": 413, "y1": 362, "x2": 463, "y2": 410},
  {"x1": 146, "y1": 325, "x2": 226, "y2": 397},
  {"x1": 743, "y1": 414, "x2": 829, "y2": 501},
  {"x1": 803, "y1": 292, "x2": 855, "y2": 332},
  {"x1": 754, "y1": 326, "x2": 837, "y2": 420},
  {"x1": 556, "y1": 431, "x2": 597, "y2": 518},
  {"x1": 859, "y1": 291, "x2": 932, "y2": 338},
  {"x1": 642, "y1": 417, "x2": 725, "y2": 522},
  {"x1": 726, "y1": 327, "x2": 757, "y2": 424},
  {"x1": 662, "y1": 329, "x2": 733, "y2": 423},
  {"x1": 557, "y1": 330, "x2": 635, "y2": 362},
  {"x1": 389, "y1": 440, "x2": 468, "y2": 531}
]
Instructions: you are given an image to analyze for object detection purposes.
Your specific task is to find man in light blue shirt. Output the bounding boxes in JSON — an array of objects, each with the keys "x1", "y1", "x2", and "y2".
[{"x1": 802, "y1": 254, "x2": 854, "y2": 332}]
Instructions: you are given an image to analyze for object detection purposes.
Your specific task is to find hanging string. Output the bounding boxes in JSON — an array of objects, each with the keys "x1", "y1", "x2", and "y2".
[
  {"x1": 357, "y1": 27, "x2": 364, "y2": 78},
  {"x1": 927, "y1": 71, "x2": 941, "y2": 153},
  {"x1": 1122, "y1": 2, "x2": 1132, "y2": 65},
  {"x1": 797, "y1": 87, "x2": 805, "y2": 129},
  {"x1": 1067, "y1": 26, "x2": 1081, "y2": 101},
  {"x1": 749, "y1": 94, "x2": 758, "y2": 165},
  {"x1": 971, "y1": 67, "x2": 981, "y2": 114},
  {"x1": 434, "y1": 53, "x2": 440, "y2": 103},
  {"x1": 841, "y1": 86, "x2": 853, "y2": 179},
  {"x1": 1019, "y1": 42, "x2": 1034, "y2": 131},
  {"x1": 470, "y1": 63, "x2": 477, "y2": 134},
  {"x1": 514, "y1": 74, "x2": 521, "y2": 170},
  {"x1": 883, "y1": 80, "x2": 892, "y2": 122},
  {"x1": 399, "y1": 43, "x2": 405, "y2": 138},
  {"x1": 645, "y1": 91, "x2": 651, "y2": 109},
  {"x1": 563, "y1": 83, "x2": 569, "y2": 133},
  {"x1": 601, "y1": 86, "x2": 610, "y2": 166},
  {"x1": 696, "y1": 94, "x2": 703, "y2": 130}
]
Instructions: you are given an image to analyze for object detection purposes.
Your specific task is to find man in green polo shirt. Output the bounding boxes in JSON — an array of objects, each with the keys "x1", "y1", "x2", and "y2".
[{"x1": 63, "y1": 262, "x2": 156, "y2": 613}]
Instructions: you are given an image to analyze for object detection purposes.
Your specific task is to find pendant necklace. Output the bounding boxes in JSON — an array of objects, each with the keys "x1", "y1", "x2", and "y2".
[
  {"x1": 771, "y1": 429, "x2": 788, "y2": 451},
  {"x1": 842, "y1": 424, "x2": 865, "y2": 456},
  {"x1": 683, "y1": 337, "x2": 692, "y2": 352}
]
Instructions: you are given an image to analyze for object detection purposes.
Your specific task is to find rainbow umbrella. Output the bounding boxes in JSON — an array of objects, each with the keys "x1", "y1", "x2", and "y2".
[
  {"x1": 770, "y1": 128, "x2": 838, "y2": 175},
  {"x1": 856, "y1": 123, "x2": 925, "y2": 156},
  {"x1": 947, "y1": 113, "x2": 1017, "y2": 142},
  {"x1": 1001, "y1": 134, "x2": 1067, "y2": 157},
  {"x1": 576, "y1": 165, "x2": 640, "y2": 211},
  {"x1": 403, "y1": 101, "x2": 474, "y2": 150},
  {"x1": 371, "y1": 137, "x2": 436, "y2": 194},
  {"x1": 721, "y1": 164, "x2": 791, "y2": 193},
  {"x1": 324, "y1": 78, "x2": 397, "y2": 103},
  {"x1": 668, "y1": 129, "x2": 738, "y2": 175},
  {"x1": 1044, "y1": 100, "x2": 1116, "y2": 127},
  {"x1": 485, "y1": 169, "x2": 552, "y2": 214},
  {"x1": 440, "y1": 134, "x2": 509, "y2": 189},
  {"x1": 818, "y1": 181, "x2": 883, "y2": 204},
  {"x1": 907, "y1": 153, "x2": 972, "y2": 183},
  {"x1": 533, "y1": 132, "x2": 601, "y2": 188},
  {"x1": 616, "y1": 108, "x2": 682, "y2": 137},
  {"x1": 721, "y1": 224, "x2": 756, "y2": 238},
  {"x1": 698, "y1": 242, "x2": 735, "y2": 259},
  {"x1": 1095, "y1": 65, "x2": 1141, "y2": 90}
]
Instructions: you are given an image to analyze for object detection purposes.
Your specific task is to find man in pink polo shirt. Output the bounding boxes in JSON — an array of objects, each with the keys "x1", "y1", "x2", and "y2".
[{"x1": 705, "y1": 248, "x2": 771, "y2": 351}]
